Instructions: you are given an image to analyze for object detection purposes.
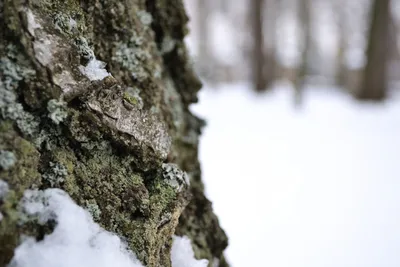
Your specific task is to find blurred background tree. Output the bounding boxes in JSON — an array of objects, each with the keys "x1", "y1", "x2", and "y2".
[{"x1": 184, "y1": 0, "x2": 400, "y2": 102}]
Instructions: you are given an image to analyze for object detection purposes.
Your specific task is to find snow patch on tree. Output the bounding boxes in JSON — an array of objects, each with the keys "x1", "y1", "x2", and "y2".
[
  {"x1": 79, "y1": 58, "x2": 110, "y2": 81},
  {"x1": 171, "y1": 235, "x2": 209, "y2": 267},
  {"x1": 9, "y1": 188, "x2": 209, "y2": 267},
  {"x1": 10, "y1": 188, "x2": 144, "y2": 267}
]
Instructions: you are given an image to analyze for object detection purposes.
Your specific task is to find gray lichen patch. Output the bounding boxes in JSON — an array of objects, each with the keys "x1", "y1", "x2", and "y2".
[
  {"x1": 162, "y1": 163, "x2": 189, "y2": 192},
  {"x1": 112, "y1": 39, "x2": 151, "y2": 83},
  {"x1": 47, "y1": 99, "x2": 68, "y2": 124},
  {"x1": 160, "y1": 36, "x2": 176, "y2": 55},
  {"x1": 137, "y1": 11, "x2": 153, "y2": 26},
  {"x1": 0, "y1": 90, "x2": 40, "y2": 137},
  {"x1": 0, "y1": 151, "x2": 16, "y2": 171},
  {"x1": 53, "y1": 12, "x2": 78, "y2": 35},
  {"x1": 42, "y1": 162, "x2": 68, "y2": 187},
  {"x1": 0, "y1": 180, "x2": 10, "y2": 199},
  {"x1": 74, "y1": 37, "x2": 95, "y2": 61},
  {"x1": 85, "y1": 200, "x2": 101, "y2": 221},
  {"x1": 0, "y1": 44, "x2": 36, "y2": 91}
]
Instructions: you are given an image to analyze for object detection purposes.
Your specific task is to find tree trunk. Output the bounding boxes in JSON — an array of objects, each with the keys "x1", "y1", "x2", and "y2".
[
  {"x1": 0, "y1": 1, "x2": 228, "y2": 267},
  {"x1": 263, "y1": 0, "x2": 277, "y2": 89},
  {"x1": 334, "y1": 0, "x2": 348, "y2": 88},
  {"x1": 388, "y1": 13, "x2": 399, "y2": 62},
  {"x1": 294, "y1": 0, "x2": 312, "y2": 108},
  {"x1": 251, "y1": 0, "x2": 267, "y2": 92},
  {"x1": 196, "y1": 0, "x2": 213, "y2": 80},
  {"x1": 357, "y1": 0, "x2": 390, "y2": 100}
]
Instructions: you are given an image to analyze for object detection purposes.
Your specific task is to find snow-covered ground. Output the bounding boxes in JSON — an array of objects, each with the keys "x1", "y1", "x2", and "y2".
[{"x1": 191, "y1": 82, "x2": 400, "y2": 267}]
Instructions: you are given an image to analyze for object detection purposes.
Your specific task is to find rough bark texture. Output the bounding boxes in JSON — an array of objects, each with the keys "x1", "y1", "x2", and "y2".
[
  {"x1": 0, "y1": 1, "x2": 228, "y2": 266},
  {"x1": 357, "y1": 0, "x2": 390, "y2": 100}
]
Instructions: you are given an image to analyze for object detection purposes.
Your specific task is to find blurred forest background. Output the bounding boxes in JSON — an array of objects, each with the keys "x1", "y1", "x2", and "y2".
[
  {"x1": 183, "y1": 1, "x2": 400, "y2": 266},
  {"x1": 184, "y1": 0, "x2": 400, "y2": 103}
]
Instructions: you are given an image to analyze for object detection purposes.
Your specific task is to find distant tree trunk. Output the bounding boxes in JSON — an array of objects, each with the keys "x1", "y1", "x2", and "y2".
[
  {"x1": 252, "y1": 0, "x2": 267, "y2": 92},
  {"x1": 196, "y1": 0, "x2": 213, "y2": 80},
  {"x1": 263, "y1": 0, "x2": 278, "y2": 88},
  {"x1": 388, "y1": 13, "x2": 400, "y2": 61},
  {"x1": 334, "y1": 0, "x2": 348, "y2": 88},
  {"x1": 0, "y1": 1, "x2": 228, "y2": 267},
  {"x1": 356, "y1": 0, "x2": 391, "y2": 100},
  {"x1": 387, "y1": 12, "x2": 400, "y2": 81},
  {"x1": 294, "y1": 0, "x2": 312, "y2": 107},
  {"x1": 336, "y1": 34, "x2": 347, "y2": 87}
]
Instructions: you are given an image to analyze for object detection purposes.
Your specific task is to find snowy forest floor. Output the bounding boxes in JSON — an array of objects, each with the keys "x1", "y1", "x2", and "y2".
[{"x1": 191, "y1": 81, "x2": 400, "y2": 267}]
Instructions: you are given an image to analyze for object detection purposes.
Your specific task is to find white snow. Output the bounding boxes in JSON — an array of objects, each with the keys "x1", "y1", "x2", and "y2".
[
  {"x1": 171, "y1": 235, "x2": 209, "y2": 267},
  {"x1": 10, "y1": 189, "x2": 144, "y2": 267},
  {"x1": 191, "y1": 81, "x2": 400, "y2": 267},
  {"x1": 79, "y1": 58, "x2": 110, "y2": 81},
  {"x1": 10, "y1": 188, "x2": 209, "y2": 267}
]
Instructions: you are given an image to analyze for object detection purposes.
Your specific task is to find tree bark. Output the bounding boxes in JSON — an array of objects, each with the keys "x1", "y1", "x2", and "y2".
[
  {"x1": 0, "y1": 1, "x2": 228, "y2": 267},
  {"x1": 357, "y1": 0, "x2": 390, "y2": 100}
]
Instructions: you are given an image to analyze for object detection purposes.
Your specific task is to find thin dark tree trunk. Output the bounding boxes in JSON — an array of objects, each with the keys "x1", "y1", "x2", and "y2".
[
  {"x1": 357, "y1": 0, "x2": 391, "y2": 100},
  {"x1": 263, "y1": 0, "x2": 278, "y2": 89},
  {"x1": 252, "y1": 0, "x2": 267, "y2": 92},
  {"x1": 334, "y1": 0, "x2": 348, "y2": 88},
  {"x1": 294, "y1": 0, "x2": 312, "y2": 107}
]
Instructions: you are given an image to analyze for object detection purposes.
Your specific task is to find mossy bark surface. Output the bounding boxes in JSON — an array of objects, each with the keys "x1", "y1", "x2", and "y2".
[{"x1": 0, "y1": 1, "x2": 228, "y2": 266}]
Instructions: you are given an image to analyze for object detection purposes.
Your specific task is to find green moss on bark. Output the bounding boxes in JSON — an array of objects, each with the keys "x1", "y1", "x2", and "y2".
[{"x1": 0, "y1": 122, "x2": 42, "y2": 265}]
